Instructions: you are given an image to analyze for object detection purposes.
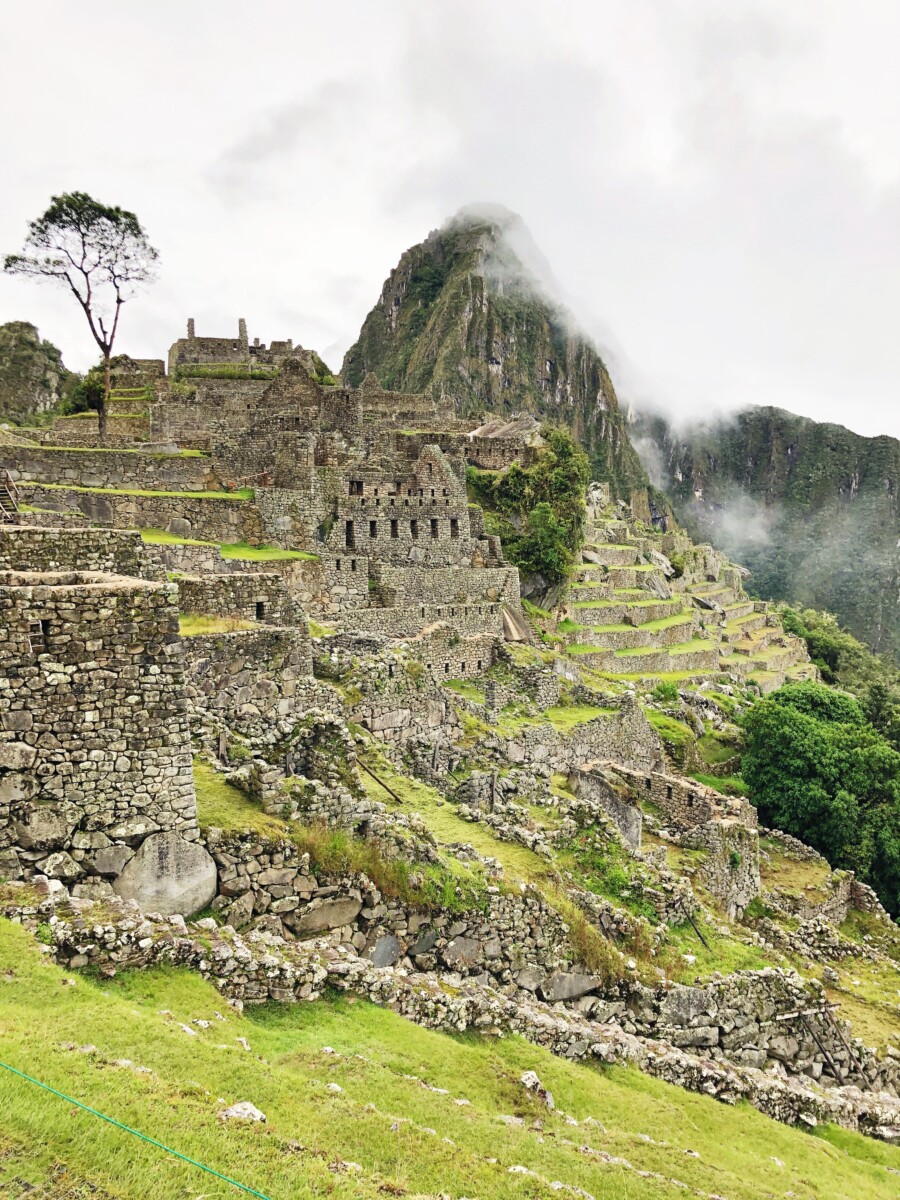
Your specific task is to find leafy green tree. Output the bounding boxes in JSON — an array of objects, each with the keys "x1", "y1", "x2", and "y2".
[
  {"x1": 743, "y1": 680, "x2": 900, "y2": 913},
  {"x1": 507, "y1": 502, "x2": 572, "y2": 584},
  {"x1": 4, "y1": 192, "x2": 158, "y2": 439}
]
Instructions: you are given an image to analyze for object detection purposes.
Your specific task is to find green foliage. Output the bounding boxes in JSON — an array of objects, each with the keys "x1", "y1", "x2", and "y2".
[
  {"x1": 467, "y1": 426, "x2": 590, "y2": 584},
  {"x1": 651, "y1": 680, "x2": 680, "y2": 702},
  {"x1": 742, "y1": 681, "x2": 900, "y2": 914},
  {"x1": 60, "y1": 364, "x2": 104, "y2": 415}
]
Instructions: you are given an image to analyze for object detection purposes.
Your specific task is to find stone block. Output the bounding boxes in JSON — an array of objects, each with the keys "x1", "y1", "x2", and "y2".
[
  {"x1": 113, "y1": 831, "x2": 217, "y2": 917},
  {"x1": 289, "y1": 897, "x2": 362, "y2": 935}
]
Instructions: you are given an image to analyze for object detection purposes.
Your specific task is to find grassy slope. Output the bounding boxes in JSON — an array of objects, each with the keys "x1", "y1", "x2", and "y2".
[{"x1": 1, "y1": 920, "x2": 898, "y2": 1200}]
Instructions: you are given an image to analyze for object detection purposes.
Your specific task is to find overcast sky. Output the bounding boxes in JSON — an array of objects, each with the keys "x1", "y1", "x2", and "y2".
[{"x1": 1, "y1": 0, "x2": 899, "y2": 437}]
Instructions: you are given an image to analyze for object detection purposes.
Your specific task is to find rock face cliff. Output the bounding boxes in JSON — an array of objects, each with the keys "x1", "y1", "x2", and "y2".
[
  {"x1": 635, "y1": 405, "x2": 900, "y2": 659},
  {"x1": 0, "y1": 321, "x2": 75, "y2": 421},
  {"x1": 342, "y1": 206, "x2": 648, "y2": 501}
]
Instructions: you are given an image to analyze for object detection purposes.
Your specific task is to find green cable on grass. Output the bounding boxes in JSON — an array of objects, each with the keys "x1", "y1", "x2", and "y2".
[{"x1": 0, "y1": 1059, "x2": 272, "y2": 1199}]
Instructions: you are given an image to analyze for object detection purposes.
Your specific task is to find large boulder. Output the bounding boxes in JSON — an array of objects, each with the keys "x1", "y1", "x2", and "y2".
[
  {"x1": 113, "y1": 832, "x2": 217, "y2": 917},
  {"x1": 289, "y1": 897, "x2": 362, "y2": 935}
]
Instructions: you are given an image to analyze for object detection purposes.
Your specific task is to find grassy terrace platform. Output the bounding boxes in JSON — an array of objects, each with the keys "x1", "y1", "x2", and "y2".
[
  {"x1": 25, "y1": 481, "x2": 254, "y2": 500},
  {"x1": 178, "y1": 615, "x2": 258, "y2": 636},
  {"x1": 25, "y1": 444, "x2": 204, "y2": 457},
  {"x1": 141, "y1": 528, "x2": 318, "y2": 561}
]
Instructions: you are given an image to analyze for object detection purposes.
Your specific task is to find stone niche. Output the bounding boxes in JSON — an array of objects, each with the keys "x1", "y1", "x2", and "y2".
[{"x1": 0, "y1": 569, "x2": 215, "y2": 916}]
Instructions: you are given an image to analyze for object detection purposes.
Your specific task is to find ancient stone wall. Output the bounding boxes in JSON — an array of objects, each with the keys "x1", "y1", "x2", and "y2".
[
  {"x1": 181, "y1": 627, "x2": 320, "y2": 735},
  {"x1": 2, "y1": 446, "x2": 219, "y2": 492},
  {"x1": 0, "y1": 526, "x2": 161, "y2": 581},
  {"x1": 175, "y1": 572, "x2": 299, "y2": 626},
  {"x1": 500, "y1": 699, "x2": 664, "y2": 776},
  {"x1": 0, "y1": 570, "x2": 199, "y2": 888},
  {"x1": 39, "y1": 415, "x2": 150, "y2": 448},
  {"x1": 614, "y1": 764, "x2": 756, "y2": 831},
  {"x1": 339, "y1": 601, "x2": 505, "y2": 640},
  {"x1": 23, "y1": 485, "x2": 263, "y2": 545},
  {"x1": 465, "y1": 436, "x2": 539, "y2": 471},
  {"x1": 374, "y1": 564, "x2": 520, "y2": 607},
  {"x1": 681, "y1": 819, "x2": 761, "y2": 918}
]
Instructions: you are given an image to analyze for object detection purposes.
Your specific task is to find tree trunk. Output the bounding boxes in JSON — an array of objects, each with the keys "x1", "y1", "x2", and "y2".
[{"x1": 99, "y1": 353, "x2": 110, "y2": 442}]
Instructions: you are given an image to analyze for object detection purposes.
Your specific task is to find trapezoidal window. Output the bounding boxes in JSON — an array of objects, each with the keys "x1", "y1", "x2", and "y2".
[
  {"x1": 349, "y1": 480, "x2": 363, "y2": 496},
  {"x1": 410, "y1": 519, "x2": 419, "y2": 539},
  {"x1": 450, "y1": 518, "x2": 459, "y2": 539},
  {"x1": 28, "y1": 618, "x2": 51, "y2": 654},
  {"x1": 255, "y1": 601, "x2": 266, "y2": 621},
  {"x1": 430, "y1": 519, "x2": 439, "y2": 539},
  {"x1": 369, "y1": 520, "x2": 377, "y2": 538},
  {"x1": 345, "y1": 520, "x2": 355, "y2": 548}
]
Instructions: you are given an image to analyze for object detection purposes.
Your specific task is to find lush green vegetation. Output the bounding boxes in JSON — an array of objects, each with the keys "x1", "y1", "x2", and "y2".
[
  {"x1": 3, "y1": 920, "x2": 897, "y2": 1200},
  {"x1": 467, "y1": 426, "x2": 590, "y2": 584},
  {"x1": 743, "y1": 681, "x2": 900, "y2": 914},
  {"x1": 780, "y1": 606, "x2": 900, "y2": 747}
]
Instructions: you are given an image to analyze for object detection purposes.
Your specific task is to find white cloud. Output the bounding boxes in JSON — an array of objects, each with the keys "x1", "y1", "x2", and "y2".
[{"x1": 1, "y1": 0, "x2": 899, "y2": 437}]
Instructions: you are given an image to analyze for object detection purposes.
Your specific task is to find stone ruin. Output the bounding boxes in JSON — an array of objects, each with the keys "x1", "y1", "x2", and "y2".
[{"x1": 1, "y1": 319, "x2": 898, "y2": 1141}]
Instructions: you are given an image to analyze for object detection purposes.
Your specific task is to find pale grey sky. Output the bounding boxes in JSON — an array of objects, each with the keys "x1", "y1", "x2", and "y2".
[{"x1": 1, "y1": 0, "x2": 899, "y2": 437}]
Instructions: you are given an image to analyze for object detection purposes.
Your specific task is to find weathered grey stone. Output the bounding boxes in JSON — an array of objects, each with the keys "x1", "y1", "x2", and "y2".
[
  {"x1": 442, "y1": 936, "x2": 484, "y2": 969},
  {"x1": 540, "y1": 971, "x2": 602, "y2": 1002},
  {"x1": 366, "y1": 934, "x2": 401, "y2": 967},
  {"x1": 113, "y1": 832, "x2": 217, "y2": 917},
  {"x1": 408, "y1": 927, "x2": 438, "y2": 956},
  {"x1": 15, "y1": 806, "x2": 75, "y2": 850},
  {"x1": 516, "y1": 966, "x2": 545, "y2": 992},
  {"x1": 39, "y1": 851, "x2": 82, "y2": 881},
  {"x1": 290, "y1": 897, "x2": 362, "y2": 935},
  {"x1": 0, "y1": 742, "x2": 37, "y2": 770},
  {"x1": 87, "y1": 845, "x2": 134, "y2": 877}
]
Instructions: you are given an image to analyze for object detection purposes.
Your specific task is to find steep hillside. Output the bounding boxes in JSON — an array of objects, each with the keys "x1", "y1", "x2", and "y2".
[
  {"x1": 0, "y1": 320, "x2": 76, "y2": 421},
  {"x1": 634, "y1": 406, "x2": 900, "y2": 660},
  {"x1": 342, "y1": 206, "x2": 649, "y2": 502},
  {"x1": 3, "y1": 920, "x2": 898, "y2": 1200}
]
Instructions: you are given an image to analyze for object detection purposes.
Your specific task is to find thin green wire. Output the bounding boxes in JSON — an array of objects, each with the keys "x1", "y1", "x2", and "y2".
[{"x1": 0, "y1": 1058, "x2": 272, "y2": 1199}]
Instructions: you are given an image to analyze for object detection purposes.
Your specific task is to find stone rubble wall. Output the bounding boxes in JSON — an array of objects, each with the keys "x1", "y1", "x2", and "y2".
[
  {"x1": 498, "y1": 699, "x2": 664, "y2": 776},
  {"x1": 2, "y1": 446, "x2": 220, "y2": 492},
  {"x1": 181, "y1": 628, "x2": 320, "y2": 736},
  {"x1": 612, "y1": 763, "x2": 756, "y2": 832},
  {"x1": 38, "y1": 415, "x2": 151, "y2": 448},
  {"x1": 336, "y1": 601, "x2": 506, "y2": 640},
  {"x1": 8, "y1": 888, "x2": 900, "y2": 1138},
  {"x1": 373, "y1": 564, "x2": 520, "y2": 607},
  {"x1": 175, "y1": 571, "x2": 300, "y2": 626},
  {"x1": 680, "y1": 819, "x2": 761, "y2": 918},
  {"x1": 0, "y1": 571, "x2": 198, "y2": 887},
  {"x1": 0, "y1": 526, "x2": 162, "y2": 582},
  {"x1": 23, "y1": 485, "x2": 263, "y2": 545}
]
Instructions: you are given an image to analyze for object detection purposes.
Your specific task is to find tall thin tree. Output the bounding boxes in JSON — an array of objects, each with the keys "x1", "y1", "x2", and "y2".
[{"x1": 4, "y1": 192, "x2": 158, "y2": 440}]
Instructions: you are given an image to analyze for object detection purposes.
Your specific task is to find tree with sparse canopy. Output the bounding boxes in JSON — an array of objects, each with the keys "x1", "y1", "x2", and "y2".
[{"x1": 4, "y1": 192, "x2": 158, "y2": 440}]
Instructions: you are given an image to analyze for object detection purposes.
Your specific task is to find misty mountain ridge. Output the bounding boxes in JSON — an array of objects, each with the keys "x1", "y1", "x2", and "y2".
[
  {"x1": 632, "y1": 403, "x2": 900, "y2": 660},
  {"x1": 341, "y1": 205, "x2": 651, "y2": 506}
]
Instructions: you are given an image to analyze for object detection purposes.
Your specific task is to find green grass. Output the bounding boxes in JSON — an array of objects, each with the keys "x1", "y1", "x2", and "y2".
[
  {"x1": 444, "y1": 678, "x2": 486, "y2": 702},
  {"x1": 616, "y1": 638, "x2": 713, "y2": 658},
  {"x1": 141, "y1": 530, "x2": 317, "y2": 560},
  {"x1": 308, "y1": 619, "x2": 336, "y2": 638},
  {"x1": 28, "y1": 481, "x2": 255, "y2": 500},
  {"x1": 178, "y1": 615, "x2": 258, "y2": 636},
  {"x1": 689, "y1": 772, "x2": 749, "y2": 796},
  {"x1": 32, "y1": 445, "x2": 203, "y2": 458},
  {"x1": 141, "y1": 528, "x2": 217, "y2": 547},
  {"x1": 358, "y1": 747, "x2": 549, "y2": 883},
  {"x1": 0, "y1": 920, "x2": 898, "y2": 1199},
  {"x1": 697, "y1": 731, "x2": 739, "y2": 765},
  {"x1": 220, "y1": 541, "x2": 318, "y2": 562},
  {"x1": 193, "y1": 758, "x2": 288, "y2": 838}
]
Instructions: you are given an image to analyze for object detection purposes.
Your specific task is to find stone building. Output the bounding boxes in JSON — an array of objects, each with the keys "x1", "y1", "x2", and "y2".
[{"x1": 0, "y1": 568, "x2": 215, "y2": 914}]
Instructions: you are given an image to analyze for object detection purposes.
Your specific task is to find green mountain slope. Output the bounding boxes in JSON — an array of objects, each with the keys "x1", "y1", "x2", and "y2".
[
  {"x1": 635, "y1": 405, "x2": 900, "y2": 660},
  {"x1": 2, "y1": 918, "x2": 898, "y2": 1200},
  {"x1": 342, "y1": 206, "x2": 648, "y2": 501},
  {"x1": 0, "y1": 320, "x2": 76, "y2": 422}
]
